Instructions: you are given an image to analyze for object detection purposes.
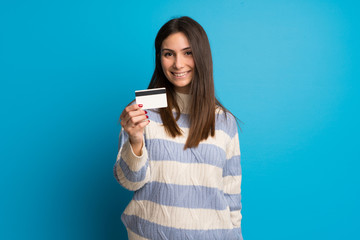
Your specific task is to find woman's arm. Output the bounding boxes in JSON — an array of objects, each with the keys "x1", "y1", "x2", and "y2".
[
  {"x1": 113, "y1": 128, "x2": 150, "y2": 191},
  {"x1": 223, "y1": 117, "x2": 242, "y2": 236},
  {"x1": 113, "y1": 104, "x2": 151, "y2": 191}
]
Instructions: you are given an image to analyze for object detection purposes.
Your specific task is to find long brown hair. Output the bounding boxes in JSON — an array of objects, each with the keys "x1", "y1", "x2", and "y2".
[{"x1": 148, "y1": 16, "x2": 232, "y2": 149}]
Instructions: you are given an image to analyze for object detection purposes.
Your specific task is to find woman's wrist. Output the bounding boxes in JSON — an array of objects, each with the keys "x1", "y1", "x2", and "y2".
[{"x1": 129, "y1": 137, "x2": 143, "y2": 156}]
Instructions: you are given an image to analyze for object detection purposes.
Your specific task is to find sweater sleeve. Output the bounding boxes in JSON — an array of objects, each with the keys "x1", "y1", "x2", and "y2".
[
  {"x1": 113, "y1": 128, "x2": 151, "y2": 191},
  {"x1": 223, "y1": 117, "x2": 242, "y2": 238}
]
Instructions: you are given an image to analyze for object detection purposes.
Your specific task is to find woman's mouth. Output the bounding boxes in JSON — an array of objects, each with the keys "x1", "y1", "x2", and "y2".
[{"x1": 171, "y1": 71, "x2": 190, "y2": 78}]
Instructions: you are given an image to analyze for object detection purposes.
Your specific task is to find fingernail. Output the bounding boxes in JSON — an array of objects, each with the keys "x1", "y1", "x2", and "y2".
[
  {"x1": 146, "y1": 115, "x2": 149, "y2": 119},
  {"x1": 138, "y1": 104, "x2": 143, "y2": 107},
  {"x1": 144, "y1": 110, "x2": 147, "y2": 114}
]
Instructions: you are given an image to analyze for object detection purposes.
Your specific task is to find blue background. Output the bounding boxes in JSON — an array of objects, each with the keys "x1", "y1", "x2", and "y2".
[{"x1": 1, "y1": 0, "x2": 359, "y2": 239}]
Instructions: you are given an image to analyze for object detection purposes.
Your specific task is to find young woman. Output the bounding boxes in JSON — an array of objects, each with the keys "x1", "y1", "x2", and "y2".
[{"x1": 114, "y1": 16, "x2": 242, "y2": 240}]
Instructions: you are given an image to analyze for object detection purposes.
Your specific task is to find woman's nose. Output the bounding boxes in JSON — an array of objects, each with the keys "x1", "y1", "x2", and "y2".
[{"x1": 173, "y1": 56, "x2": 184, "y2": 69}]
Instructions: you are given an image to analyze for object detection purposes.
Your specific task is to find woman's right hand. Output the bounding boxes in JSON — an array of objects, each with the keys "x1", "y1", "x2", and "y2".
[{"x1": 119, "y1": 104, "x2": 149, "y2": 156}]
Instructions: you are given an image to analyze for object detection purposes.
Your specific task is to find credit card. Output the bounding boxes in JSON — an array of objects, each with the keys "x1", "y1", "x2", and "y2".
[{"x1": 135, "y1": 87, "x2": 168, "y2": 110}]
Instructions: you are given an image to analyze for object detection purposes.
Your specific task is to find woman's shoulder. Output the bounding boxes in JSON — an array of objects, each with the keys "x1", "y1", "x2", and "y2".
[{"x1": 215, "y1": 106, "x2": 238, "y2": 138}]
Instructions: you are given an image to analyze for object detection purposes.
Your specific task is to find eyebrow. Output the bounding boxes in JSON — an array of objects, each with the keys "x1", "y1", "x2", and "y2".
[{"x1": 161, "y1": 47, "x2": 191, "y2": 52}]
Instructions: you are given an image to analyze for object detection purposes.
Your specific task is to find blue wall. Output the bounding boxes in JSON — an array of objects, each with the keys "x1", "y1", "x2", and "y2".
[{"x1": 1, "y1": 0, "x2": 359, "y2": 239}]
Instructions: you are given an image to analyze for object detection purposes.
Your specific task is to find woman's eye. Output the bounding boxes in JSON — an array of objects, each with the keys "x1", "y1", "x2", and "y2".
[
  {"x1": 164, "y1": 52, "x2": 173, "y2": 57},
  {"x1": 185, "y1": 51, "x2": 192, "y2": 55}
]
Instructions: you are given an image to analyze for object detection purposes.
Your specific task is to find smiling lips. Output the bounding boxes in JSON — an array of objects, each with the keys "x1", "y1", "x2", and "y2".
[{"x1": 172, "y1": 71, "x2": 191, "y2": 78}]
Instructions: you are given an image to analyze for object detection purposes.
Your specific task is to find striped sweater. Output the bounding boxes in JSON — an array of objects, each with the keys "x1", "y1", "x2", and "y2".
[{"x1": 114, "y1": 93, "x2": 242, "y2": 240}]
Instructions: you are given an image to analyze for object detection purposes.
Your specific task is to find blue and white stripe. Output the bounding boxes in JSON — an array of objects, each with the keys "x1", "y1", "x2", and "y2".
[{"x1": 114, "y1": 109, "x2": 242, "y2": 239}]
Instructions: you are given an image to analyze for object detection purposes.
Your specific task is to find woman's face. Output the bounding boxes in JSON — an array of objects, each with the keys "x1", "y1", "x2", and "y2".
[{"x1": 160, "y1": 32, "x2": 195, "y2": 94}]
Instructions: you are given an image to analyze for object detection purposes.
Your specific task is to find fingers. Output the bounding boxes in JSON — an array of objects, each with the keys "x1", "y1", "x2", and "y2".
[
  {"x1": 120, "y1": 104, "x2": 149, "y2": 132},
  {"x1": 121, "y1": 104, "x2": 146, "y2": 122},
  {"x1": 124, "y1": 114, "x2": 148, "y2": 128},
  {"x1": 134, "y1": 118, "x2": 150, "y2": 130},
  {"x1": 122, "y1": 116, "x2": 150, "y2": 138},
  {"x1": 120, "y1": 104, "x2": 142, "y2": 120},
  {"x1": 119, "y1": 103, "x2": 149, "y2": 144},
  {"x1": 128, "y1": 119, "x2": 150, "y2": 147}
]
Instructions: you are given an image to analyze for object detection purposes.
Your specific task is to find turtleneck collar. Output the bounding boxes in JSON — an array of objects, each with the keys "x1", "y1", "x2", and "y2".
[{"x1": 175, "y1": 91, "x2": 191, "y2": 114}]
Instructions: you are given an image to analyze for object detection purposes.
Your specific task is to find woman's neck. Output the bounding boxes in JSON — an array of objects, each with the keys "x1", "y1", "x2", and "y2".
[{"x1": 175, "y1": 91, "x2": 191, "y2": 113}]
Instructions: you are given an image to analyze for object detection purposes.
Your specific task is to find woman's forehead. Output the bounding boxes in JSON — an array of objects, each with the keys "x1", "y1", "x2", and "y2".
[{"x1": 161, "y1": 32, "x2": 190, "y2": 50}]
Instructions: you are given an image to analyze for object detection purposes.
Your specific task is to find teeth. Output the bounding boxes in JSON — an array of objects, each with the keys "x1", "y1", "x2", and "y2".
[{"x1": 173, "y1": 72, "x2": 187, "y2": 77}]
